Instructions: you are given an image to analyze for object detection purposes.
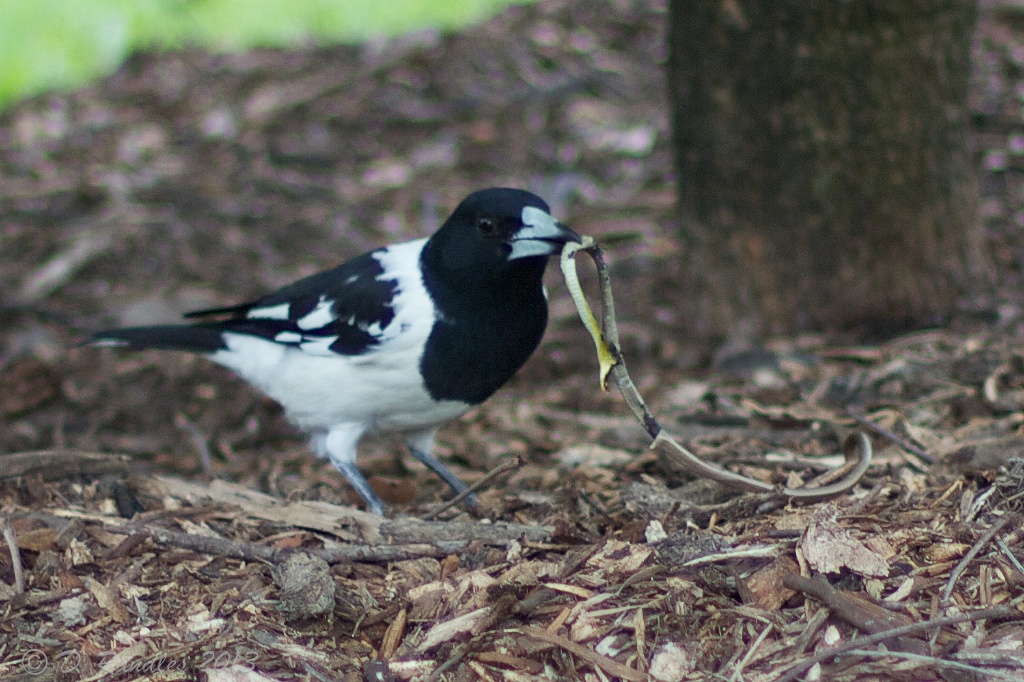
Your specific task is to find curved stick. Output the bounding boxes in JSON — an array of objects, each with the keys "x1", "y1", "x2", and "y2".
[{"x1": 560, "y1": 237, "x2": 871, "y2": 501}]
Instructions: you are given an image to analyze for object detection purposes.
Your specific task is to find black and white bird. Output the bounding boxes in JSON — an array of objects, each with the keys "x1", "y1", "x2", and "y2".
[{"x1": 88, "y1": 188, "x2": 580, "y2": 515}]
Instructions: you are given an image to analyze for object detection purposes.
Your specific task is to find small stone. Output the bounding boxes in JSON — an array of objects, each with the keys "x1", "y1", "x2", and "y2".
[
  {"x1": 57, "y1": 595, "x2": 88, "y2": 626},
  {"x1": 271, "y1": 552, "x2": 335, "y2": 620}
]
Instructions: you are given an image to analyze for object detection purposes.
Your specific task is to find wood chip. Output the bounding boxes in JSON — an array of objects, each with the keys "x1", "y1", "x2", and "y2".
[
  {"x1": 415, "y1": 606, "x2": 493, "y2": 652},
  {"x1": 520, "y1": 625, "x2": 646, "y2": 681},
  {"x1": 737, "y1": 555, "x2": 798, "y2": 611},
  {"x1": 800, "y1": 504, "x2": 889, "y2": 577}
]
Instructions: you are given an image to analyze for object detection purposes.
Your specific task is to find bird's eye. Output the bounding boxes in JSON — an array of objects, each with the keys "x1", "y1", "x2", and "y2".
[{"x1": 476, "y1": 217, "x2": 497, "y2": 236}]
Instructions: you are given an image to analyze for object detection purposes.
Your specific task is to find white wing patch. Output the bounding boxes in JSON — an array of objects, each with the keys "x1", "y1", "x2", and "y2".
[
  {"x1": 370, "y1": 239, "x2": 434, "y2": 350},
  {"x1": 361, "y1": 321, "x2": 384, "y2": 336},
  {"x1": 296, "y1": 296, "x2": 336, "y2": 330},
  {"x1": 248, "y1": 302, "x2": 291, "y2": 320},
  {"x1": 298, "y1": 336, "x2": 340, "y2": 356},
  {"x1": 273, "y1": 329, "x2": 339, "y2": 356}
]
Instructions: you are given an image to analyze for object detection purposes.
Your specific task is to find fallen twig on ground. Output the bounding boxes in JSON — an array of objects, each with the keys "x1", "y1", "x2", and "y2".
[
  {"x1": 15, "y1": 225, "x2": 116, "y2": 304},
  {"x1": 425, "y1": 455, "x2": 523, "y2": 519},
  {"x1": 103, "y1": 523, "x2": 452, "y2": 564},
  {"x1": 560, "y1": 237, "x2": 872, "y2": 500},
  {"x1": 783, "y1": 573, "x2": 925, "y2": 654},
  {"x1": 1, "y1": 517, "x2": 25, "y2": 594},
  {"x1": 941, "y1": 513, "x2": 1017, "y2": 602},
  {"x1": 0, "y1": 450, "x2": 131, "y2": 480},
  {"x1": 773, "y1": 601, "x2": 1024, "y2": 682},
  {"x1": 519, "y1": 625, "x2": 647, "y2": 681},
  {"x1": 846, "y1": 408, "x2": 936, "y2": 464},
  {"x1": 108, "y1": 476, "x2": 555, "y2": 546},
  {"x1": 844, "y1": 648, "x2": 1024, "y2": 681}
]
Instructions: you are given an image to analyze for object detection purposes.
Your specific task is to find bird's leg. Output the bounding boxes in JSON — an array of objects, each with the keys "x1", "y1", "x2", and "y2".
[
  {"x1": 333, "y1": 460, "x2": 386, "y2": 516},
  {"x1": 313, "y1": 427, "x2": 386, "y2": 516},
  {"x1": 405, "y1": 428, "x2": 478, "y2": 507}
]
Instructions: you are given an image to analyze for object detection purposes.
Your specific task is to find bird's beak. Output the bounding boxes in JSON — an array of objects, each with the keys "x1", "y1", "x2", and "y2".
[{"x1": 509, "y1": 206, "x2": 582, "y2": 260}]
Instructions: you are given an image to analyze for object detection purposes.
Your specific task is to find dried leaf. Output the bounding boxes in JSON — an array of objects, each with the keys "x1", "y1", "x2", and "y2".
[
  {"x1": 800, "y1": 505, "x2": 889, "y2": 578},
  {"x1": 380, "y1": 607, "x2": 407, "y2": 660},
  {"x1": 84, "y1": 576, "x2": 129, "y2": 624},
  {"x1": 15, "y1": 527, "x2": 57, "y2": 552}
]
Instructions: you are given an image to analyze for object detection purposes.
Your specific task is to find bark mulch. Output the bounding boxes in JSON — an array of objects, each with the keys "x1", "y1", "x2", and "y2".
[{"x1": 2, "y1": 1, "x2": 1024, "y2": 679}]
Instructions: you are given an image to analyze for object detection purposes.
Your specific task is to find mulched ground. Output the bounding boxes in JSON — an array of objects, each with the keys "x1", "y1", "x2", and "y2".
[{"x1": 2, "y1": 0, "x2": 1024, "y2": 679}]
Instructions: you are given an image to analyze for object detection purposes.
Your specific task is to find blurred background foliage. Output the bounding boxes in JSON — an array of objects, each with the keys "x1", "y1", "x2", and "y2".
[{"x1": 0, "y1": 0, "x2": 529, "y2": 109}]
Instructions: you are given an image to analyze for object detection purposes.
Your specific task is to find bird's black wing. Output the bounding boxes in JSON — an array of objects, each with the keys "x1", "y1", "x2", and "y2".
[{"x1": 188, "y1": 249, "x2": 401, "y2": 356}]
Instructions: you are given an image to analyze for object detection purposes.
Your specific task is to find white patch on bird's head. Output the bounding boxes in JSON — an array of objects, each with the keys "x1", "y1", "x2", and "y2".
[
  {"x1": 522, "y1": 205, "x2": 553, "y2": 231},
  {"x1": 509, "y1": 206, "x2": 580, "y2": 260}
]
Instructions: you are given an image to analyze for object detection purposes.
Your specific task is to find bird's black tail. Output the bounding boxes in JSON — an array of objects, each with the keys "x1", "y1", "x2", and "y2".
[{"x1": 87, "y1": 325, "x2": 228, "y2": 353}]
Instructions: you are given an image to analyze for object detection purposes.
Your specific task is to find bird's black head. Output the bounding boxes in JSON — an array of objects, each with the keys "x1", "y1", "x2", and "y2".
[{"x1": 423, "y1": 188, "x2": 581, "y2": 285}]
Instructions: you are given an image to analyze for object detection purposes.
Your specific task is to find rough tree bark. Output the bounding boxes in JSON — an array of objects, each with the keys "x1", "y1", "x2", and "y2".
[{"x1": 666, "y1": 0, "x2": 993, "y2": 341}]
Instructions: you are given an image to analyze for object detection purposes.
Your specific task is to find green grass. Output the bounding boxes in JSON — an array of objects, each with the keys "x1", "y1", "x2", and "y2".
[{"x1": 0, "y1": 0, "x2": 531, "y2": 109}]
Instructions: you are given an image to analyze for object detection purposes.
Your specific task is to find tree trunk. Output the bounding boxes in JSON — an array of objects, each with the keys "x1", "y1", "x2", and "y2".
[{"x1": 666, "y1": 0, "x2": 993, "y2": 342}]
